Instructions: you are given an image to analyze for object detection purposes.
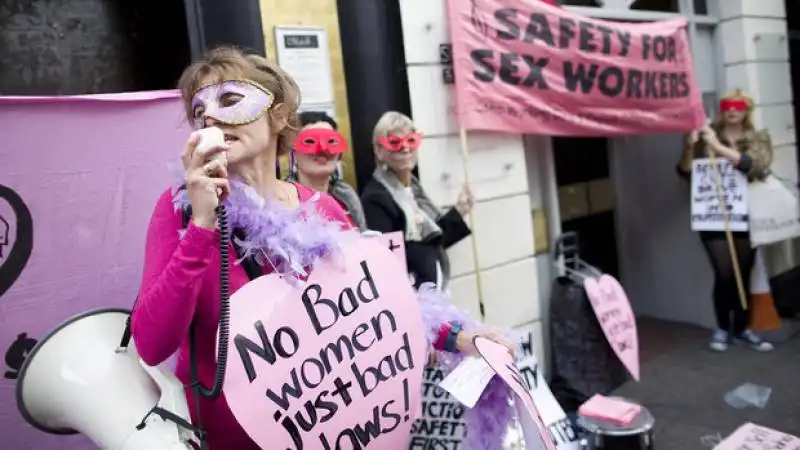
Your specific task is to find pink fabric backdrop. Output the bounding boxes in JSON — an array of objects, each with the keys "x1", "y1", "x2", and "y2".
[
  {"x1": 0, "y1": 91, "x2": 191, "y2": 450},
  {"x1": 446, "y1": 0, "x2": 707, "y2": 136}
]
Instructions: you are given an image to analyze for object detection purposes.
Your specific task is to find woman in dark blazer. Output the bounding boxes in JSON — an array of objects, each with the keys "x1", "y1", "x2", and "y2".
[{"x1": 360, "y1": 111, "x2": 474, "y2": 289}]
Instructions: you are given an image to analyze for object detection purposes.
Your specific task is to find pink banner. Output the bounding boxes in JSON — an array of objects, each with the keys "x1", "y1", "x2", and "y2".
[
  {"x1": 583, "y1": 275, "x2": 640, "y2": 381},
  {"x1": 224, "y1": 238, "x2": 427, "y2": 449},
  {"x1": 446, "y1": 0, "x2": 706, "y2": 136},
  {"x1": 0, "y1": 91, "x2": 190, "y2": 450}
]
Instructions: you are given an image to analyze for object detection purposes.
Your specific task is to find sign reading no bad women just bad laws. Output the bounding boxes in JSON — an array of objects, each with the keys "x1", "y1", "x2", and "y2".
[
  {"x1": 446, "y1": 0, "x2": 706, "y2": 136},
  {"x1": 223, "y1": 238, "x2": 428, "y2": 450}
]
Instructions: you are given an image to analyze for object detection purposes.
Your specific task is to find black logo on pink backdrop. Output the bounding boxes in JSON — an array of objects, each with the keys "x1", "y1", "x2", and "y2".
[{"x1": 0, "y1": 184, "x2": 33, "y2": 298}]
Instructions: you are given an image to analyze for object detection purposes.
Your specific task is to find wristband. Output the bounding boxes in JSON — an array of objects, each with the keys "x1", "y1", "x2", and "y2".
[
  {"x1": 433, "y1": 322, "x2": 451, "y2": 351},
  {"x1": 443, "y1": 322, "x2": 463, "y2": 353}
]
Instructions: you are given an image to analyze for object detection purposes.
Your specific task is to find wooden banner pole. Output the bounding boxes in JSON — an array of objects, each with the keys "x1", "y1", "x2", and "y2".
[
  {"x1": 707, "y1": 150, "x2": 749, "y2": 310},
  {"x1": 458, "y1": 126, "x2": 487, "y2": 319}
]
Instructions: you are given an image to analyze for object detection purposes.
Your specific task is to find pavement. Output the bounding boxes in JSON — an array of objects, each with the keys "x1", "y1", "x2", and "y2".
[{"x1": 613, "y1": 318, "x2": 800, "y2": 449}]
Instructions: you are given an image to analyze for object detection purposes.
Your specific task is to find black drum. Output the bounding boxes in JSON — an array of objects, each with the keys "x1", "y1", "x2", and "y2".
[{"x1": 577, "y1": 401, "x2": 654, "y2": 450}]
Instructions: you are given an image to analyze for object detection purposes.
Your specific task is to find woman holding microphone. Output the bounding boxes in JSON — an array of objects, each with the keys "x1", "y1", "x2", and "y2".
[{"x1": 131, "y1": 47, "x2": 514, "y2": 449}]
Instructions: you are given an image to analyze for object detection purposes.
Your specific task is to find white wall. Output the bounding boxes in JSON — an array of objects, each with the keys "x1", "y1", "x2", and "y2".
[{"x1": 399, "y1": 0, "x2": 545, "y2": 364}]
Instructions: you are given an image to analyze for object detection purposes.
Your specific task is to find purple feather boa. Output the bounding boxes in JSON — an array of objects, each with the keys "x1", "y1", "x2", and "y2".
[
  {"x1": 171, "y1": 177, "x2": 353, "y2": 284},
  {"x1": 417, "y1": 283, "x2": 515, "y2": 450}
]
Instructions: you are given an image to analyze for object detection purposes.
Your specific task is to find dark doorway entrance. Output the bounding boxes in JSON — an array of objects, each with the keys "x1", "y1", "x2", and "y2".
[
  {"x1": 787, "y1": 0, "x2": 800, "y2": 178},
  {"x1": 553, "y1": 137, "x2": 620, "y2": 279}
]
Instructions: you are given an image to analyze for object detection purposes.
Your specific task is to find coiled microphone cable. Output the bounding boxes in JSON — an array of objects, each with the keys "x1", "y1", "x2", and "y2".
[
  {"x1": 196, "y1": 204, "x2": 230, "y2": 397},
  {"x1": 188, "y1": 203, "x2": 232, "y2": 449}
]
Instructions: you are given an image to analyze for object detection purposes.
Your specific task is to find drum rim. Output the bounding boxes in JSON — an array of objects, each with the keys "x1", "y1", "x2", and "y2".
[{"x1": 577, "y1": 415, "x2": 655, "y2": 437}]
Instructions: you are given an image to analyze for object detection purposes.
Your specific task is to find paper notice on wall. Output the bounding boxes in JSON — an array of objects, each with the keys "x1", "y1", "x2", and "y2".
[
  {"x1": 274, "y1": 26, "x2": 335, "y2": 106},
  {"x1": 691, "y1": 158, "x2": 749, "y2": 232},
  {"x1": 514, "y1": 332, "x2": 581, "y2": 450},
  {"x1": 408, "y1": 368, "x2": 468, "y2": 450}
]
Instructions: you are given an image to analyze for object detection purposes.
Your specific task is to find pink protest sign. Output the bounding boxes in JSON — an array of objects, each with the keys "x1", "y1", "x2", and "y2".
[
  {"x1": 714, "y1": 423, "x2": 800, "y2": 450},
  {"x1": 224, "y1": 237, "x2": 427, "y2": 449},
  {"x1": 0, "y1": 91, "x2": 190, "y2": 450},
  {"x1": 583, "y1": 275, "x2": 640, "y2": 381},
  {"x1": 373, "y1": 231, "x2": 407, "y2": 268},
  {"x1": 446, "y1": 0, "x2": 706, "y2": 136},
  {"x1": 474, "y1": 337, "x2": 557, "y2": 450}
]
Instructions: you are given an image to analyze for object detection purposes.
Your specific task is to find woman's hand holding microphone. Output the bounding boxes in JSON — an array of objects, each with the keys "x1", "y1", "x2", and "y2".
[{"x1": 181, "y1": 128, "x2": 230, "y2": 230}]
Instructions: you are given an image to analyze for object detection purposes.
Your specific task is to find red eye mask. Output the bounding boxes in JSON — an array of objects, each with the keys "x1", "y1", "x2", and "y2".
[
  {"x1": 294, "y1": 129, "x2": 347, "y2": 155},
  {"x1": 377, "y1": 132, "x2": 424, "y2": 152},
  {"x1": 720, "y1": 99, "x2": 748, "y2": 113}
]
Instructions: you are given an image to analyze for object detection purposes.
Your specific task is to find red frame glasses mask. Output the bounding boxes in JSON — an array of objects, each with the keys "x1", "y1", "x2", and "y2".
[
  {"x1": 720, "y1": 99, "x2": 749, "y2": 113},
  {"x1": 294, "y1": 129, "x2": 347, "y2": 155},
  {"x1": 377, "y1": 132, "x2": 424, "y2": 152}
]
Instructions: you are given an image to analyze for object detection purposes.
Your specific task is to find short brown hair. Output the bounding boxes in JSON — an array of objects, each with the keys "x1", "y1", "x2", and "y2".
[{"x1": 177, "y1": 46, "x2": 300, "y2": 156}]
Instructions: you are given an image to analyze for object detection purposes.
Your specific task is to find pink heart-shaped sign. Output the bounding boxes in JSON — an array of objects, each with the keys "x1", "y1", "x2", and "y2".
[
  {"x1": 223, "y1": 237, "x2": 427, "y2": 449},
  {"x1": 583, "y1": 275, "x2": 640, "y2": 381}
]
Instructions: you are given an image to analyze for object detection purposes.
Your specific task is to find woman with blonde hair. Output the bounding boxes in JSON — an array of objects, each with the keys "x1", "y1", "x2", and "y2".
[
  {"x1": 360, "y1": 111, "x2": 475, "y2": 289},
  {"x1": 677, "y1": 90, "x2": 774, "y2": 353}
]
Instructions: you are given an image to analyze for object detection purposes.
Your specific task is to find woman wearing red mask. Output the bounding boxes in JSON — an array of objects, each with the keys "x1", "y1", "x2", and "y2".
[
  {"x1": 360, "y1": 111, "x2": 475, "y2": 290},
  {"x1": 287, "y1": 112, "x2": 367, "y2": 230},
  {"x1": 677, "y1": 90, "x2": 774, "y2": 353}
]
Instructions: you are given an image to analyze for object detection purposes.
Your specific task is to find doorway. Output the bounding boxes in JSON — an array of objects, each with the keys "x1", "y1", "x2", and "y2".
[
  {"x1": 553, "y1": 137, "x2": 620, "y2": 279},
  {"x1": 788, "y1": 0, "x2": 800, "y2": 174}
]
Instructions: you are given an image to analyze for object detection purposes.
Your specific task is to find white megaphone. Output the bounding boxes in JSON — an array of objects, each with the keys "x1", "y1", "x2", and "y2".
[{"x1": 16, "y1": 308, "x2": 198, "y2": 449}]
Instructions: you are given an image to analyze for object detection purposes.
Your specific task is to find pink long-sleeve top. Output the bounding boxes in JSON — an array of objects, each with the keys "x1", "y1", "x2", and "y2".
[{"x1": 131, "y1": 183, "x2": 354, "y2": 449}]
